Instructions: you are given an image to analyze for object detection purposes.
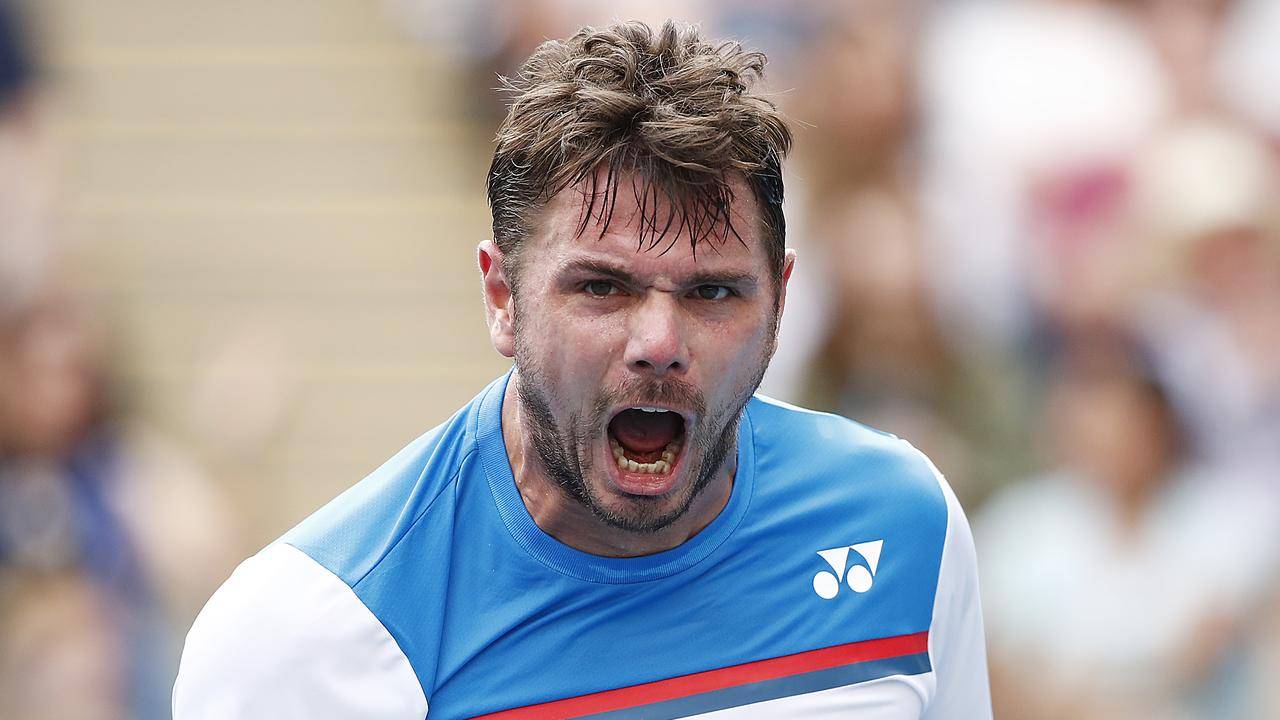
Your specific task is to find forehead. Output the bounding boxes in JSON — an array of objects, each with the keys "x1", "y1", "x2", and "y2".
[{"x1": 524, "y1": 172, "x2": 769, "y2": 280}]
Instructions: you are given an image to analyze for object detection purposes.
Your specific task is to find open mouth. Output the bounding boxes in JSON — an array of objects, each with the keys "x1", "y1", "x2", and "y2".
[{"x1": 607, "y1": 407, "x2": 687, "y2": 476}]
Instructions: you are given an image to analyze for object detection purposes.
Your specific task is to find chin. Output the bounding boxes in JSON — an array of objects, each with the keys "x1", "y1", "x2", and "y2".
[{"x1": 588, "y1": 490, "x2": 693, "y2": 534}]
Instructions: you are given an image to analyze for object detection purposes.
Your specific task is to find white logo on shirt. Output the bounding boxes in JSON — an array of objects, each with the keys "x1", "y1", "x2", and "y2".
[{"x1": 812, "y1": 540, "x2": 884, "y2": 600}]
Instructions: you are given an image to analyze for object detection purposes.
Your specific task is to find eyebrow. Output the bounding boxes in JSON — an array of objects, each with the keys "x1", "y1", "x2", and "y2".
[
  {"x1": 557, "y1": 259, "x2": 638, "y2": 285},
  {"x1": 685, "y1": 270, "x2": 758, "y2": 289},
  {"x1": 555, "y1": 258, "x2": 759, "y2": 289}
]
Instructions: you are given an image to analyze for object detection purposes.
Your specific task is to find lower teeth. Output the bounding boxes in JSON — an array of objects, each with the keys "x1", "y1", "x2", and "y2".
[{"x1": 610, "y1": 437, "x2": 681, "y2": 474}]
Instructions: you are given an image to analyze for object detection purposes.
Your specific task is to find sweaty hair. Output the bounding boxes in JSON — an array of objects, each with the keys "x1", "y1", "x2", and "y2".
[{"x1": 487, "y1": 20, "x2": 793, "y2": 285}]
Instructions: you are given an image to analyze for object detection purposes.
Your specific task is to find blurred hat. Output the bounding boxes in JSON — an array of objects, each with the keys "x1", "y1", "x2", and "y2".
[{"x1": 1132, "y1": 116, "x2": 1280, "y2": 257}]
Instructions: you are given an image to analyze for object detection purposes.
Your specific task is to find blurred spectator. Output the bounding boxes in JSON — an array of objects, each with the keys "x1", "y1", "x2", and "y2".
[
  {"x1": 0, "y1": 571, "x2": 127, "y2": 720},
  {"x1": 789, "y1": 0, "x2": 919, "y2": 194},
  {"x1": 1214, "y1": 0, "x2": 1280, "y2": 141},
  {"x1": 780, "y1": 1, "x2": 920, "y2": 405},
  {"x1": 0, "y1": 292, "x2": 164, "y2": 718},
  {"x1": 794, "y1": 181, "x2": 1036, "y2": 500},
  {"x1": 916, "y1": 0, "x2": 1280, "y2": 360},
  {"x1": 977, "y1": 333, "x2": 1276, "y2": 719},
  {"x1": 0, "y1": 290, "x2": 237, "y2": 719},
  {"x1": 768, "y1": 2, "x2": 1038, "y2": 499},
  {"x1": 918, "y1": 0, "x2": 1168, "y2": 357},
  {"x1": 1023, "y1": 161, "x2": 1138, "y2": 342},
  {"x1": 1130, "y1": 117, "x2": 1280, "y2": 487},
  {"x1": 780, "y1": 1, "x2": 923, "y2": 416},
  {"x1": 1127, "y1": 0, "x2": 1235, "y2": 113}
]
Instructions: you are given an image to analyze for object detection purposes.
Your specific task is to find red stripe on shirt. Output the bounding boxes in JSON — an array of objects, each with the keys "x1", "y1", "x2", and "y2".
[{"x1": 471, "y1": 631, "x2": 929, "y2": 719}]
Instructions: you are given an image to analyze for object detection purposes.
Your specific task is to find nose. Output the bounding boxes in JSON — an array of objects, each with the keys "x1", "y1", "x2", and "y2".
[{"x1": 624, "y1": 291, "x2": 689, "y2": 377}]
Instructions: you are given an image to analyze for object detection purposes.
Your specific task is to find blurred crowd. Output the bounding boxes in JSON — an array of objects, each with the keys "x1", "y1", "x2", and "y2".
[{"x1": 3, "y1": 0, "x2": 1279, "y2": 718}]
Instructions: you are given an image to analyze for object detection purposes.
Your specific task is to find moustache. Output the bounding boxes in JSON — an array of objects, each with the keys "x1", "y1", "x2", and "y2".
[{"x1": 597, "y1": 376, "x2": 707, "y2": 418}]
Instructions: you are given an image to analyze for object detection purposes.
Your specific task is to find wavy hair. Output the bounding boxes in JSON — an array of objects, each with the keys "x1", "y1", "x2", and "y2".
[{"x1": 487, "y1": 20, "x2": 792, "y2": 285}]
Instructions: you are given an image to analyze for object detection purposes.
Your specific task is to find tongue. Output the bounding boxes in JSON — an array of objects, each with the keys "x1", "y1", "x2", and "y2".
[{"x1": 609, "y1": 409, "x2": 681, "y2": 454}]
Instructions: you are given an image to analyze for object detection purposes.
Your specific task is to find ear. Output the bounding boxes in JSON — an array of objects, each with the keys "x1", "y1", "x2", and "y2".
[
  {"x1": 478, "y1": 241, "x2": 516, "y2": 358},
  {"x1": 777, "y1": 248, "x2": 797, "y2": 320}
]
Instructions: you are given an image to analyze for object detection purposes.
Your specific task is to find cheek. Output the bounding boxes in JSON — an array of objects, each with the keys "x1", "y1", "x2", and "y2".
[
  {"x1": 518, "y1": 301, "x2": 622, "y2": 379},
  {"x1": 707, "y1": 313, "x2": 773, "y2": 361},
  {"x1": 693, "y1": 316, "x2": 774, "y2": 391}
]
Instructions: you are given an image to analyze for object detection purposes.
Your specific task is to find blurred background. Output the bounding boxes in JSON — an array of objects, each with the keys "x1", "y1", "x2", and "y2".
[{"x1": 0, "y1": 0, "x2": 1276, "y2": 717}]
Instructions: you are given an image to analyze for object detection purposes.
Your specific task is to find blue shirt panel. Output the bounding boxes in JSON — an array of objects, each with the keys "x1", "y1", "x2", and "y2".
[{"x1": 284, "y1": 373, "x2": 948, "y2": 720}]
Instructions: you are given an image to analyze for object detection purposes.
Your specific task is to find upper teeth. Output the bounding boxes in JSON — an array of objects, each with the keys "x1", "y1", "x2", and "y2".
[{"x1": 634, "y1": 407, "x2": 667, "y2": 413}]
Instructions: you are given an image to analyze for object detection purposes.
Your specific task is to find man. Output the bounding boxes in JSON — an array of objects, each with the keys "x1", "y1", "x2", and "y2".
[{"x1": 173, "y1": 20, "x2": 991, "y2": 719}]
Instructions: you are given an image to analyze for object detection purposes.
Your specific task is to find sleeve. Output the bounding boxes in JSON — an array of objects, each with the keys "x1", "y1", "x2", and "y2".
[
  {"x1": 172, "y1": 542, "x2": 429, "y2": 719},
  {"x1": 921, "y1": 466, "x2": 994, "y2": 719}
]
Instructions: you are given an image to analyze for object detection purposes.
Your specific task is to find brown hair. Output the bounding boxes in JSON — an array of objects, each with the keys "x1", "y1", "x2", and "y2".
[{"x1": 487, "y1": 20, "x2": 792, "y2": 286}]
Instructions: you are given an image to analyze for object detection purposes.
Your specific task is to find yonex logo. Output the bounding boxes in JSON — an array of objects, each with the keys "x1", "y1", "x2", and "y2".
[{"x1": 812, "y1": 540, "x2": 884, "y2": 600}]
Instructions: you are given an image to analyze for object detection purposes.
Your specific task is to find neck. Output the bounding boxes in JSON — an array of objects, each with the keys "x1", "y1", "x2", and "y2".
[{"x1": 500, "y1": 375, "x2": 735, "y2": 558}]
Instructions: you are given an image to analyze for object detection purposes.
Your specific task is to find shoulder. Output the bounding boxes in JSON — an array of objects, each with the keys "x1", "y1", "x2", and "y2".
[
  {"x1": 173, "y1": 543, "x2": 428, "y2": 719},
  {"x1": 283, "y1": 382, "x2": 491, "y2": 586},
  {"x1": 743, "y1": 394, "x2": 961, "y2": 611},
  {"x1": 747, "y1": 394, "x2": 933, "y2": 462},
  {"x1": 743, "y1": 397, "x2": 990, "y2": 714},
  {"x1": 745, "y1": 394, "x2": 949, "y2": 516},
  {"x1": 172, "y1": 378, "x2": 512, "y2": 717}
]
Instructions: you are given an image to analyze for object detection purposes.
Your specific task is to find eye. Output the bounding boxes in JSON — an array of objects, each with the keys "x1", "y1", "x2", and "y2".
[
  {"x1": 693, "y1": 285, "x2": 732, "y2": 301},
  {"x1": 583, "y1": 280, "x2": 618, "y2": 297}
]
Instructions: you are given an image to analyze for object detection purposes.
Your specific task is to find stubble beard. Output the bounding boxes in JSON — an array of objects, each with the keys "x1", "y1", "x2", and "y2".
[{"x1": 512, "y1": 344, "x2": 771, "y2": 535}]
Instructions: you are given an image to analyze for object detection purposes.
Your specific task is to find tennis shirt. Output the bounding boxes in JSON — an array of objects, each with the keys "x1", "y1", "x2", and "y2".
[{"x1": 173, "y1": 371, "x2": 991, "y2": 718}]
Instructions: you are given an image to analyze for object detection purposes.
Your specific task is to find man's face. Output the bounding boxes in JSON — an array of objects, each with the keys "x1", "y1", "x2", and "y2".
[{"x1": 493, "y1": 176, "x2": 791, "y2": 533}]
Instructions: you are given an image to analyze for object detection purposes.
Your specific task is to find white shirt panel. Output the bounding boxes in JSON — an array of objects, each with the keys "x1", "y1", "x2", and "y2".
[
  {"x1": 172, "y1": 542, "x2": 428, "y2": 719},
  {"x1": 921, "y1": 456, "x2": 994, "y2": 719}
]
